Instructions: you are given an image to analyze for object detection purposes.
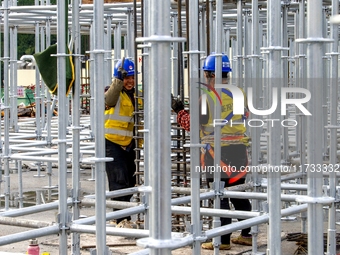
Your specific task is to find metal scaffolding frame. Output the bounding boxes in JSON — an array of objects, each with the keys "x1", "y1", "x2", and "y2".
[{"x1": 0, "y1": 0, "x2": 339, "y2": 254}]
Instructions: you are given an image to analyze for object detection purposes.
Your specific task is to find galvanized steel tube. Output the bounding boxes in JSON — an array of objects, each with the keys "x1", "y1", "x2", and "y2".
[
  {"x1": 187, "y1": 0, "x2": 202, "y2": 253},
  {"x1": 93, "y1": 0, "x2": 108, "y2": 253},
  {"x1": 56, "y1": 0, "x2": 69, "y2": 252},
  {"x1": 140, "y1": 0, "x2": 173, "y2": 254},
  {"x1": 326, "y1": 0, "x2": 339, "y2": 253},
  {"x1": 305, "y1": 0, "x2": 326, "y2": 254},
  {"x1": 266, "y1": 0, "x2": 282, "y2": 253}
]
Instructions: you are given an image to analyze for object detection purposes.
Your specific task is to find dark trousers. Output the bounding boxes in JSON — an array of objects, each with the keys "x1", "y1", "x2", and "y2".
[
  {"x1": 105, "y1": 139, "x2": 136, "y2": 223},
  {"x1": 205, "y1": 144, "x2": 252, "y2": 245}
]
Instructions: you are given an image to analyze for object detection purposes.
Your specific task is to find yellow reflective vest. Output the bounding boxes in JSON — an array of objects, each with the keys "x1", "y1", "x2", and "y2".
[
  {"x1": 105, "y1": 92, "x2": 134, "y2": 146},
  {"x1": 200, "y1": 89, "x2": 249, "y2": 146}
]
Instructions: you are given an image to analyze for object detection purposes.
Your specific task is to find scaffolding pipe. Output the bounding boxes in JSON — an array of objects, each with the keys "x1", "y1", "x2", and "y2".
[
  {"x1": 71, "y1": 224, "x2": 150, "y2": 238},
  {"x1": 0, "y1": 225, "x2": 59, "y2": 246},
  {"x1": 0, "y1": 199, "x2": 73, "y2": 217},
  {"x1": 56, "y1": 1, "x2": 69, "y2": 253},
  {"x1": 205, "y1": 203, "x2": 308, "y2": 241},
  {"x1": 34, "y1": 14, "x2": 42, "y2": 139},
  {"x1": 17, "y1": 160, "x2": 23, "y2": 208},
  {"x1": 39, "y1": 25, "x2": 46, "y2": 132},
  {"x1": 89, "y1": 24, "x2": 95, "y2": 137},
  {"x1": 297, "y1": 3, "x2": 308, "y2": 236},
  {"x1": 298, "y1": 0, "x2": 332, "y2": 253},
  {"x1": 266, "y1": 0, "x2": 282, "y2": 253},
  {"x1": 186, "y1": 0, "x2": 202, "y2": 253},
  {"x1": 3, "y1": 0, "x2": 11, "y2": 211},
  {"x1": 212, "y1": 0, "x2": 223, "y2": 253},
  {"x1": 141, "y1": 0, "x2": 151, "y2": 231},
  {"x1": 71, "y1": 0, "x2": 82, "y2": 252},
  {"x1": 250, "y1": 0, "x2": 261, "y2": 251},
  {"x1": 236, "y1": 0, "x2": 243, "y2": 88},
  {"x1": 74, "y1": 205, "x2": 146, "y2": 225},
  {"x1": 0, "y1": 2, "x2": 339, "y2": 255},
  {"x1": 326, "y1": 0, "x2": 339, "y2": 253},
  {"x1": 0, "y1": 216, "x2": 53, "y2": 228},
  {"x1": 139, "y1": 0, "x2": 173, "y2": 254},
  {"x1": 93, "y1": 0, "x2": 109, "y2": 253},
  {"x1": 131, "y1": 203, "x2": 309, "y2": 255}
]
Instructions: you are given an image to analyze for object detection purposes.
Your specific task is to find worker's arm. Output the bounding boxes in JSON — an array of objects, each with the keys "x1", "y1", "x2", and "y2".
[
  {"x1": 172, "y1": 96, "x2": 209, "y2": 132},
  {"x1": 105, "y1": 78, "x2": 123, "y2": 107}
]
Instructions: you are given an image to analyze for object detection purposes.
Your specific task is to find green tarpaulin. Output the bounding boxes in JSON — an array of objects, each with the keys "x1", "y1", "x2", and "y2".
[{"x1": 33, "y1": 44, "x2": 75, "y2": 95}]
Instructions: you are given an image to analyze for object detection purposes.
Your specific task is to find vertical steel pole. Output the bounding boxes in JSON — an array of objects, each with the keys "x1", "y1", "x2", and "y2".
[
  {"x1": 3, "y1": 0, "x2": 10, "y2": 211},
  {"x1": 34, "y1": 5, "x2": 42, "y2": 138},
  {"x1": 282, "y1": 3, "x2": 289, "y2": 165},
  {"x1": 142, "y1": 0, "x2": 150, "y2": 230},
  {"x1": 127, "y1": 9, "x2": 134, "y2": 58},
  {"x1": 138, "y1": 0, "x2": 173, "y2": 254},
  {"x1": 57, "y1": 0, "x2": 69, "y2": 252},
  {"x1": 243, "y1": 11, "x2": 250, "y2": 92},
  {"x1": 93, "y1": 0, "x2": 108, "y2": 253},
  {"x1": 187, "y1": 0, "x2": 202, "y2": 253},
  {"x1": 305, "y1": 0, "x2": 325, "y2": 254},
  {"x1": 13, "y1": 26, "x2": 18, "y2": 132},
  {"x1": 236, "y1": 0, "x2": 243, "y2": 88},
  {"x1": 105, "y1": 16, "x2": 112, "y2": 89},
  {"x1": 89, "y1": 24, "x2": 95, "y2": 136},
  {"x1": 250, "y1": 0, "x2": 261, "y2": 252},
  {"x1": 9, "y1": 26, "x2": 17, "y2": 131},
  {"x1": 326, "y1": 0, "x2": 339, "y2": 254},
  {"x1": 45, "y1": 17, "x2": 53, "y2": 202},
  {"x1": 200, "y1": 6, "x2": 207, "y2": 55},
  {"x1": 224, "y1": 28, "x2": 230, "y2": 55},
  {"x1": 294, "y1": 9, "x2": 300, "y2": 147},
  {"x1": 40, "y1": 26, "x2": 46, "y2": 132},
  {"x1": 298, "y1": 0, "x2": 308, "y2": 234},
  {"x1": 114, "y1": 22, "x2": 122, "y2": 61},
  {"x1": 231, "y1": 37, "x2": 237, "y2": 85},
  {"x1": 208, "y1": 0, "x2": 214, "y2": 53},
  {"x1": 322, "y1": 8, "x2": 329, "y2": 161},
  {"x1": 71, "y1": 0, "x2": 81, "y2": 253},
  {"x1": 212, "y1": 1, "x2": 223, "y2": 253},
  {"x1": 172, "y1": 13, "x2": 179, "y2": 96},
  {"x1": 0, "y1": 2, "x2": 3, "y2": 199},
  {"x1": 266, "y1": 0, "x2": 282, "y2": 254}
]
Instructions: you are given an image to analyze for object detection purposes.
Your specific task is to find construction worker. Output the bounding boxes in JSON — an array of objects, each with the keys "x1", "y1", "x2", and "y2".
[
  {"x1": 104, "y1": 57, "x2": 136, "y2": 228},
  {"x1": 171, "y1": 53, "x2": 252, "y2": 250}
]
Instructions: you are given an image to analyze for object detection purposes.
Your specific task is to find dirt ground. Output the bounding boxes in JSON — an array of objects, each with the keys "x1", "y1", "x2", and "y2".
[{"x1": 0, "y1": 166, "x2": 339, "y2": 255}]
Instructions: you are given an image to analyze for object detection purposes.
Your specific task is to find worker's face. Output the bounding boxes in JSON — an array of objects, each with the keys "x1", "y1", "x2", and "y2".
[{"x1": 123, "y1": 76, "x2": 135, "y2": 91}]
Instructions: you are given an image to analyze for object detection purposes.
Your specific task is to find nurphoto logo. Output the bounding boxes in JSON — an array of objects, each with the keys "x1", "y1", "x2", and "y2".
[{"x1": 199, "y1": 83, "x2": 311, "y2": 128}]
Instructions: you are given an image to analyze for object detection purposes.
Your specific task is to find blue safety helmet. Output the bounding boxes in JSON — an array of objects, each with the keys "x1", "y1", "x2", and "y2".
[
  {"x1": 202, "y1": 53, "x2": 232, "y2": 73},
  {"x1": 113, "y1": 58, "x2": 135, "y2": 78}
]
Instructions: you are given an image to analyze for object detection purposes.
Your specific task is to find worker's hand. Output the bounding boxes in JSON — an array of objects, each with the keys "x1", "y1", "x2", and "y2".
[
  {"x1": 171, "y1": 95, "x2": 184, "y2": 113},
  {"x1": 117, "y1": 57, "x2": 128, "y2": 81}
]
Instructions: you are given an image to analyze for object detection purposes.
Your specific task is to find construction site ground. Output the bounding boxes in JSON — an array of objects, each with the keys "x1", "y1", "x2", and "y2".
[{"x1": 0, "y1": 164, "x2": 339, "y2": 255}]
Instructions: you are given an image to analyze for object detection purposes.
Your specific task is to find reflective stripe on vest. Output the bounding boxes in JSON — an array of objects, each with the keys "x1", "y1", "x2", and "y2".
[
  {"x1": 104, "y1": 92, "x2": 134, "y2": 146},
  {"x1": 200, "y1": 144, "x2": 247, "y2": 184},
  {"x1": 201, "y1": 89, "x2": 246, "y2": 135},
  {"x1": 104, "y1": 96, "x2": 134, "y2": 123},
  {"x1": 104, "y1": 128, "x2": 133, "y2": 137}
]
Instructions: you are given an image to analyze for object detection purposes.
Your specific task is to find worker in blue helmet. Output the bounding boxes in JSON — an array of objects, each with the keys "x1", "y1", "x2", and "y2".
[
  {"x1": 171, "y1": 53, "x2": 252, "y2": 250},
  {"x1": 202, "y1": 53, "x2": 232, "y2": 73},
  {"x1": 104, "y1": 57, "x2": 136, "y2": 228}
]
